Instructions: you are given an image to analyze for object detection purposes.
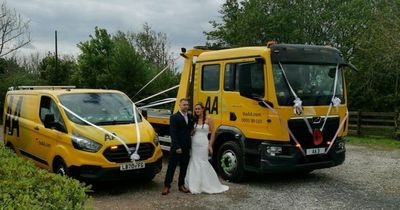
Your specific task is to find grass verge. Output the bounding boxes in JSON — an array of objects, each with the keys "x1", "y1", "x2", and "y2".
[{"x1": 346, "y1": 135, "x2": 400, "y2": 150}]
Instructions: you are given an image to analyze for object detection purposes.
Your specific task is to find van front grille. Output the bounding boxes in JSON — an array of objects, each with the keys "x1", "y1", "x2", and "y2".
[{"x1": 103, "y1": 143, "x2": 154, "y2": 163}]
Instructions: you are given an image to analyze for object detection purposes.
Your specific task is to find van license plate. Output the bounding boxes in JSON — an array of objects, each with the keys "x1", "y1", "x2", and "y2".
[
  {"x1": 120, "y1": 161, "x2": 145, "y2": 171},
  {"x1": 306, "y1": 148, "x2": 325, "y2": 155}
]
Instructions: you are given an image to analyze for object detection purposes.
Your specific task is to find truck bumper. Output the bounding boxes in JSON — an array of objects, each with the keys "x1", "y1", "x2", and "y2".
[
  {"x1": 68, "y1": 157, "x2": 163, "y2": 181},
  {"x1": 247, "y1": 138, "x2": 345, "y2": 173}
]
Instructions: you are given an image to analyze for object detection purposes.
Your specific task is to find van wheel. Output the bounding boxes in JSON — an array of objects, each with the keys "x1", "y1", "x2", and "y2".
[
  {"x1": 216, "y1": 141, "x2": 244, "y2": 182},
  {"x1": 54, "y1": 158, "x2": 69, "y2": 176}
]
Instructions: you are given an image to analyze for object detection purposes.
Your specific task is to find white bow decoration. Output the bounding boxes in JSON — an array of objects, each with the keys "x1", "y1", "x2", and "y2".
[{"x1": 293, "y1": 97, "x2": 303, "y2": 115}]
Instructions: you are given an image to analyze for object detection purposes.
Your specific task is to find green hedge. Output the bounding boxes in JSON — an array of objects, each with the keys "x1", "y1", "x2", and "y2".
[{"x1": 0, "y1": 144, "x2": 91, "y2": 209}]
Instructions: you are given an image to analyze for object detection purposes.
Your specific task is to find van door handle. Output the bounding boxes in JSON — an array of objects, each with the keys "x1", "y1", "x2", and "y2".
[{"x1": 34, "y1": 126, "x2": 39, "y2": 131}]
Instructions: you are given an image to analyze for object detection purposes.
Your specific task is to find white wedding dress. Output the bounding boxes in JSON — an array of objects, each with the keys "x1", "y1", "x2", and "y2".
[{"x1": 185, "y1": 124, "x2": 229, "y2": 194}]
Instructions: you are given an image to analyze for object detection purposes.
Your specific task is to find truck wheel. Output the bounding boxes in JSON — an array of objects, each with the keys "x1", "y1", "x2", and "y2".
[
  {"x1": 54, "y1": 158, "x2": 69, "y2": 176},
  {"x1": 217, "y1": 141, "x2": 244, "y2": 182}
]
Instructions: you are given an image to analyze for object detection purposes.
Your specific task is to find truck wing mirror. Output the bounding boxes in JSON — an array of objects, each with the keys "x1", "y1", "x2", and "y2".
[
  {"x1": 340, "y1": 63, "x2": 358, "y2": 72},
  {"x1": 238, "y1": 59, "x2": 264, "y2": 100},
  {"x1": 238, "y1": 63, "x2": 253, "y2": 99}
]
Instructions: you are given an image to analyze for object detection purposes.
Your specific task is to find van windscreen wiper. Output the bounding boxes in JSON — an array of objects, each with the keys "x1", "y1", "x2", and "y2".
[{"x1": 95, "y1": 120, "x2": 134, "y2": 125}]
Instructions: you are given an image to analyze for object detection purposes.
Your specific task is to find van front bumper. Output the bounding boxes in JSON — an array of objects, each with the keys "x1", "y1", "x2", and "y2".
[{"x1": 69, "y1": 157, "x2": 163, "y2": 181}]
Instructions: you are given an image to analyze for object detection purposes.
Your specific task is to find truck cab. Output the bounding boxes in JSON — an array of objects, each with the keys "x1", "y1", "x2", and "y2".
[{"x1": 148, "y1": 44, "x2": 354, "y2": 182}]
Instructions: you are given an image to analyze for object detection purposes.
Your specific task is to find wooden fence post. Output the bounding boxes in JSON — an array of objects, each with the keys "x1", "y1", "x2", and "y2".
[
  {"x1": 395, "y1": 112, "x2": 400, "y2": 139},
  {"x1": 356, "y1": 110, "x2": 361, "y2": 135}
]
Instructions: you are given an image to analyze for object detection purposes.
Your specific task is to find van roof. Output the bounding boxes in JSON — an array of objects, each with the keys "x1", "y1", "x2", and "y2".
[{"x1": 7, "y1": 88, "x2": 123, "y2": 96}]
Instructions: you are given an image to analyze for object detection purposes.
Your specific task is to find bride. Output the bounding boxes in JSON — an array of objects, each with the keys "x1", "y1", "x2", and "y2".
[{"x1": 185, "y1": 102, "x2": 229, "y2": 194}]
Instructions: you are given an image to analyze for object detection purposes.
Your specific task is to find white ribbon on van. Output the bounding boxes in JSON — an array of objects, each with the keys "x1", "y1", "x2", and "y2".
[{"x1": 59, "y1": 103, "x2": 141, "y2": 161}]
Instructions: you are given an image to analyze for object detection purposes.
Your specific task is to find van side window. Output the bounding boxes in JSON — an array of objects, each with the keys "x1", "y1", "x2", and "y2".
[
  {"x1": 202, "y1": 64, "x2": 220, "y2": 91},
  {"x1": 224, "y1": 63, "x2": 239, "y2": 91},
  {"x1": 40, "y1": 96, "x2": 66, "y2": 133}
]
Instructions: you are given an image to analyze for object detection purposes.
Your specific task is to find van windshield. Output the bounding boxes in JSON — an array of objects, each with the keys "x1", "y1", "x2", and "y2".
[
  {"x1": 58, "y1": 93, "x2": 141, "y2": 125},
  {"x1": 272, "y1": 63, "x2": 344, "y2": 106}
]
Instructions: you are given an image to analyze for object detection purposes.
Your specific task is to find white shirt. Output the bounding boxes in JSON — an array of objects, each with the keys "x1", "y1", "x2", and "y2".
[{"x1": 179, "y1": 110, "x2": 188, "y2": 124}]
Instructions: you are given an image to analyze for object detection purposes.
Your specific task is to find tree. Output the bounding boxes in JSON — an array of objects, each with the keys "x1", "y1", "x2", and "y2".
[
  {"x1": 133, "y1": 23, "x2": 177, "y2": 69},
  {"x1": 77, "y1": 27, "x2": 113, "y2": 88},
  {"x1": 109, "y1": 31, "x2": 151, "y2": 97},
  {"x1": 130, "y1": 23, "x2": 180, "y2": 99},
  {"x1": 0, "y1": 2, "x2": 31, "y2": 57},
  {"x1": 0, "y1": 57, "x2": 41, "y2": 119},
  {"x1": 76, "y1": 25, "x2": 180, "y2": 101},
  {"x1": 205, "y1": 0, "x2": 400, "y2": 111},
  {"x1": 38, "y1": 53, "x2": 77, "y2": 85}
]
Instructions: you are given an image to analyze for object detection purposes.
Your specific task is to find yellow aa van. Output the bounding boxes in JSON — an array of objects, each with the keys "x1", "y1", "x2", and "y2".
[{"x1": 2, "y1": 86, "x2": 162, "y2": 181}]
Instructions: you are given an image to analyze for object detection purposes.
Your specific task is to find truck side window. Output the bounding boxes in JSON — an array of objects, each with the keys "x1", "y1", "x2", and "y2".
[
  {"x1": 224, "y1": 63, "x2": 239, "y2": 91},
  {"x1": 40, "y1": 96, "x2": 67, "y2": 133},
  {"x1": 250, "y1": 63, "x2": 265, "y2": 97},
  {"x1": 202, "y1": 64, "x2": 220, "y2": 91}
]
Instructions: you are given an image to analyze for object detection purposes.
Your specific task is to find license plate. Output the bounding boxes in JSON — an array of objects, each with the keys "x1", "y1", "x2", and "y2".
[
  {"x1": 120, "y1": 161, "x2": 145, "y2": 171},
  {"x1": 306, "y1": 148, "x2": 325, "y2": 155}
]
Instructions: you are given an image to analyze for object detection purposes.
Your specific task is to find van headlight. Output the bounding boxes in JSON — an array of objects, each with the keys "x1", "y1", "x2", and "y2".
[
  {"x1": 72, "y1": 134, "x2": 102, "y2": 153},
  {"x1": 153, "y1": 133, "x2": 159, "y2": 146}
]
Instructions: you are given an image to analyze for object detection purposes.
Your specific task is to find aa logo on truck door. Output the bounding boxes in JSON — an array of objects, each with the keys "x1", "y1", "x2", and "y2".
[
  {"x1": 4, "y1": 96, "x2": 23, "y2": 137},
  {"x1": 205, "y1": 96, "x2": 218, "y2": 114}
]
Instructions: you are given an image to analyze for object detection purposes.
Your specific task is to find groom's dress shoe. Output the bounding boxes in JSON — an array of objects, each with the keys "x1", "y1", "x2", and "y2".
[
  {"x1": 161, "y1": 187, "x2": 170, "y2": 195},
  {"x1": 178, "y1": 186, "x2": 189, "y2": 193}
]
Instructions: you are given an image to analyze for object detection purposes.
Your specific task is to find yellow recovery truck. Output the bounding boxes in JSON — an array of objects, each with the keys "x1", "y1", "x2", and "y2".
[{"x1": 143, "y1": 43, "x2": 356, "y2": 182}]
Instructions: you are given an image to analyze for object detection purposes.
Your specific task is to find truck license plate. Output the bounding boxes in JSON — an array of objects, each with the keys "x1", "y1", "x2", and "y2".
[
  {"x1": 306, "y1": 148, "x2": 325, "y2": 155},
  {"x1": 120, "y1": 161, "x2": 145, "y2": 171}
]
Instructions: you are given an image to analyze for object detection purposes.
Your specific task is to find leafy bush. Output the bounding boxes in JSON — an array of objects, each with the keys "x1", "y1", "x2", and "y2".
[{"x1": 0, "y1": 144, "x2": 91, "y2": 209}]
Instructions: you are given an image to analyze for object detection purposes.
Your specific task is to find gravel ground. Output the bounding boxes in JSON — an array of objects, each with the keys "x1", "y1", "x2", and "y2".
[
  {"x1": 90, "y1": 144, "x2": 400, "y2": 210},
  {"x1": 1, "y1": 127, "x2": 399, "y2": 209}
]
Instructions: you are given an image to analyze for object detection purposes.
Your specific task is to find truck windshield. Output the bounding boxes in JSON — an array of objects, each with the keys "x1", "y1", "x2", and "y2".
[
  {"x1": 58, "y1": 93, "x2": 141, "y2": 125},
  {"x1": 272, "y1": 63, "x2": 344, "y2": 106}
]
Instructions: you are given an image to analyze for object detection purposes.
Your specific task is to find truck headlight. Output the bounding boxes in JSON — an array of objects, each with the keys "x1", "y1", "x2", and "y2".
[
  {"x1": 338, "y1": 141, "x2": 345, "y2": 150},
  {"x1": 266, "y1": 146, "x2": 283, "y2": 156},
  {"x1": 72, "y1": 134, "x2": 102, "y2": 153}
]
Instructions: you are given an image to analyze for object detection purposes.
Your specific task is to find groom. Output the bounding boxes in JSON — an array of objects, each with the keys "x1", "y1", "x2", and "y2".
[{"x1": 162, "y1": 98, "x2": 193, "y2": 195}]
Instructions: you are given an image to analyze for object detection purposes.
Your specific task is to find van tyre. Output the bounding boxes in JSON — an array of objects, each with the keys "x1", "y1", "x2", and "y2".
[
  {"x1": 54, "y1": 158, "x2": 69, "y2": 176},
  {"x1": 217, "y1": 141, "x2": 244, "y2": 182}
]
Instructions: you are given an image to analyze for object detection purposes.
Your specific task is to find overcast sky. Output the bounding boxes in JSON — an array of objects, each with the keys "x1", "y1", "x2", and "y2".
[{"x1": 8, "y1": 0, "x2": 224, "y2": 60}]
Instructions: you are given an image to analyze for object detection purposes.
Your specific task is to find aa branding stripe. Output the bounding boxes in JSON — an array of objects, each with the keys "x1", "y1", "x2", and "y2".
[
  {"x1": 205, "y1": 96, "x2": 218, "y2": 114},
  {"x1": 4, "y1": 96, "x2": 23, "y2": 137}
]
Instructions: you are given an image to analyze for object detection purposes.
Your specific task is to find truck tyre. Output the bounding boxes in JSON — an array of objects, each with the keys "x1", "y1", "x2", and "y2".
[
  {"x1": 54, "y1": 158, "x2": 69, "y2": 176},
  {"x1": 216, "y1": 141, "x2": 244, "y2": 182}
]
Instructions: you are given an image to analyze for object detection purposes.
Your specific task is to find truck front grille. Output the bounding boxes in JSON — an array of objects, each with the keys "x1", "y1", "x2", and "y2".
[{"x1": 288, "y1": 117, "x2": 339, "y2": 148}]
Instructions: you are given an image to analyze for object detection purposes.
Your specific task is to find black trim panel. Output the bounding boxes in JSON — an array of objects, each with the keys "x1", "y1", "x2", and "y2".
[
  {"x1": 196, "y1": 55, "x2": 261, "y2": 63},
  {"x1": 20, "y1": 150, "x2": 48, "y2": 165}
]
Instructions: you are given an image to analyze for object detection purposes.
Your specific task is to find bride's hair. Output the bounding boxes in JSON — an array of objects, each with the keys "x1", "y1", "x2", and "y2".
[{"x1": 193, "y1": 102, "x2": 206, "y2": 129}]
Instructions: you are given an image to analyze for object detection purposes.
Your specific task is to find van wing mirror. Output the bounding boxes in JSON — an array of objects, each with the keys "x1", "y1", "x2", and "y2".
[
  {"x1": 141, "y1": 109, "x2": 148, "y2": 119},
  {"x1": 44, "y1": 113, "x2": 56, "y2": 129}
]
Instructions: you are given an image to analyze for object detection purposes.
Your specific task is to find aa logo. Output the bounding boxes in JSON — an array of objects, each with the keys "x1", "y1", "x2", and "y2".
[{"x1": 4, "y1": 96, "x2": 23, "y2": 137}]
